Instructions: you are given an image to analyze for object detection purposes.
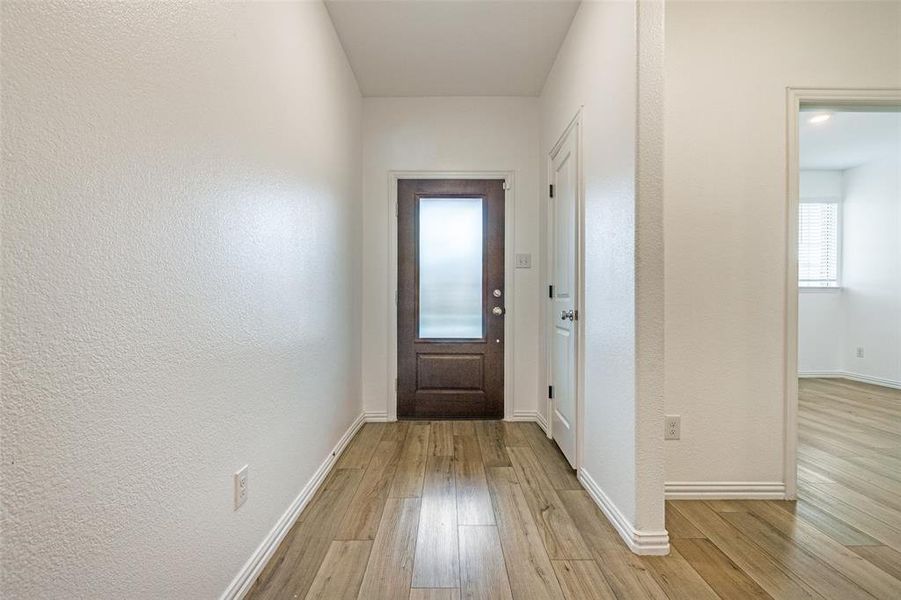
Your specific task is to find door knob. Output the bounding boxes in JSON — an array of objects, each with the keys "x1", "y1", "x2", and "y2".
[
  {"x1": 492, "y1": 306, "x2": 504, "y2": 316},
  {"x1": 561, "y1": 309, "x2": 575, "y2": 321}
]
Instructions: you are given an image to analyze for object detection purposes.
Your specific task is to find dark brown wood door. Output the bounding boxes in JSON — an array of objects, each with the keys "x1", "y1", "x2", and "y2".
[{"x1": 397, "y1": 179, "x2": 505, "y2": 419}]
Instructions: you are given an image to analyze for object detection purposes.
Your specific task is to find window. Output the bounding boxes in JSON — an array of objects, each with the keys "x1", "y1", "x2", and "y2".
[
  {"x1": 799, "y1": 201, "x2": 839, "y2": 288},
  {"x1": 418, "y1": 197, "x2": 483, "y2": 338}
]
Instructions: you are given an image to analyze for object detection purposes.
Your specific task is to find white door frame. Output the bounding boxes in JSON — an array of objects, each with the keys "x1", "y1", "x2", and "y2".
[
  {"x1": 784, "y1": 87, "x2": 901, "y2": 499},
  {"x1": 386, "y1": 170, "x2": 516, "y2": 422},
  {"x1": 545, "y1": 110, "x2": 585, "y2": 471}
]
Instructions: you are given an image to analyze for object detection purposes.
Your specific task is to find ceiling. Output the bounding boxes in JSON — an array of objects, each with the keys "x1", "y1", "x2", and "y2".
[
  {"x1": 324, "y1": 0, "x2": 581, "y2": 97},
  {"x1": 800, "y1": 110, "x2": 901, "y2": 170}
]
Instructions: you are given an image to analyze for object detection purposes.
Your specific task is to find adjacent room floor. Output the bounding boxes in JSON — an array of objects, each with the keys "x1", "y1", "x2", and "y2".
[{"x1": 247, "y1": 379, "x2": 901, "y2": 599}]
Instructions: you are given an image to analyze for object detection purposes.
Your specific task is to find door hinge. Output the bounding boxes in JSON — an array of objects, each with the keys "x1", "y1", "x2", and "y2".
[
  {"x1": 548, "y1": 284, "x2": 554, "y2": 298},
  {"x1": 549, "y1": 184, "x2": 554, "y2": 198},
  {"x1": 395, "y1": 200, "x2": 398, "y2": 217},
  {"x1": 574, "y1": 309, "x2": 579, "y2": 321},
  {"x1": 395, "y1": 289, "x2": 398, "y2": 305},
  {"x1": 548, "y1": 385, "x2": 554, "y2": 399}
]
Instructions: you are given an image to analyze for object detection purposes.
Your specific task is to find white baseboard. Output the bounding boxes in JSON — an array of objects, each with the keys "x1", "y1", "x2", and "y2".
[
  {"x1": 535, "y1": 410, "x2": 548, "y2": 433},
  {"x1": 798, "y1": 370, "x2": 842, "y2": 378},
  {"x1": 362, "y1": 410, "x2": 391, "y2": 422},
  {"x1": 799, "y1": 371, "x2": 901, "y2": 390},
  {"x1": 578, "y1": 469, "x2": 670, "y2": 556},
  {"x1": 665, "y1": 481, "x2": 786, "y2": 499},
  {"x1": 220, "y1": 412, "x2": 366, "y2": 600},
  {"x1": 507, "y1": 411, "x2": 536, "y2": 422},
  {"x1": 507, "y1": 410, "x2": 549, "y2": 434},
  {"x1": 366, "y1": 410, "x2": 544, "y2": 425}
]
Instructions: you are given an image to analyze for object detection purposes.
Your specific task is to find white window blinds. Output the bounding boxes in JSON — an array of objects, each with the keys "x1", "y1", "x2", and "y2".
[{"x1": 799, "y1": 201, "x2": 839, "y2": 287}]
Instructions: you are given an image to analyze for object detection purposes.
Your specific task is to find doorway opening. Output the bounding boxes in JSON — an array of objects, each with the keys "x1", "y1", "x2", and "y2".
[
  {"x1": 392, "y1": 176, "x2": 513, "y2": 419},
  {"x1": 785, "y1": 89, "x2": 901, "y2": 498}
]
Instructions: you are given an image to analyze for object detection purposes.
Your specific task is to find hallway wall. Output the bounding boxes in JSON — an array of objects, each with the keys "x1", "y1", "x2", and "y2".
[
  {"x1": 664, "y1": 1, "x2": 901, "y2": 490},
  {"x1": 1, "y1": 2, "x2": 362, "y2": 598},
  {"x1": 360, "y1": 96, "x2": 542, "y2": 421},
  {"x1": 539, "y1": 0, "x2": 666, "y2": 548},
  {"x1": 841, "y1": 154, "x2": 901, "y2": 386}
]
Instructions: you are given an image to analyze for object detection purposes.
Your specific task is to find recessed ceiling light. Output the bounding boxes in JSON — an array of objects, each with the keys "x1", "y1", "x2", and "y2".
[{"x1": 808, "y1": 113, "x2": 832, "y2": 124}]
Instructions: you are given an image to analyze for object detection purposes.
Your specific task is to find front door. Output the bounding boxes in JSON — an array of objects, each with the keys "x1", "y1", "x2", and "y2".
[
  {"x1": 549, "y1": 125, "x2": 579, "y2": 467},
  {"x1": 397, "y1": 179, "x2": 505, "y2": 419}
]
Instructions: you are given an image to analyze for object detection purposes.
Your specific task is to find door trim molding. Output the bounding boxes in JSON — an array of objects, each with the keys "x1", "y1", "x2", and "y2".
[
  {"x1": 545, "y1": 109, "x2": 584, "y2": 471},
  {"x1": 784, "y1": 87, "x2": 901, "y2": 499},
  {"x1": 387, "y1": 171, "x2": 516, "y2": 421}
]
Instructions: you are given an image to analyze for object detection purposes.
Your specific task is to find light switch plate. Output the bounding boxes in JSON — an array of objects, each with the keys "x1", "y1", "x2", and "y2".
[{"x1": 515, "y1": 253, "x2": 532, "y2": 269}]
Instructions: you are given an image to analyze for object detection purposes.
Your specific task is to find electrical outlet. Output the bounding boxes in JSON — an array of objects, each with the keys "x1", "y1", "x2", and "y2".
[
  {"x1": 665, "y1": 415, "x2": 681, "y2": 440},
  {"x1": 234, "y1": 465, "x2": 248, "y2": 510},
  {"x1": 856, "y1": 347, "x2": 865, "y2": 359}
]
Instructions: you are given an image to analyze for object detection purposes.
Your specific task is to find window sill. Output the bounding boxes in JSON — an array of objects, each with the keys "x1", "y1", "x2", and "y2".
[{"x1": 799, "y1": 286, "x2": 842, "y2": 293}]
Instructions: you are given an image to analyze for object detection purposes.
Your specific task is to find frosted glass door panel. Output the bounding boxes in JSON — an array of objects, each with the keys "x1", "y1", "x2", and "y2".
[{"x1": 419, "y1": 197, "x2": 483, "y2": 339}]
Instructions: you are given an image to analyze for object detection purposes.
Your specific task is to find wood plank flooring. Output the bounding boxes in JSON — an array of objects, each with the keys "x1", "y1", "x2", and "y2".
[{"x1": 246, "y1": 379, "x2": 901, "y2": 599}]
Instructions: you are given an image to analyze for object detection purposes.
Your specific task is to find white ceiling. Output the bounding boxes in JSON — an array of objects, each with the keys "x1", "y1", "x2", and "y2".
[
  {"x1": 324, "y1": 0, "x2": 581, "y2": 97},
  {"x1": 800, "y1": 110, "x2": 901, "y2": 170}
]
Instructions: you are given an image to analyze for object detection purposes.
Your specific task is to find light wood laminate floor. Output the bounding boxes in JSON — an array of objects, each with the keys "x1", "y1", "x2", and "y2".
[{"x1": 246, "y1": 379, "x2": 901, "y2": 599}]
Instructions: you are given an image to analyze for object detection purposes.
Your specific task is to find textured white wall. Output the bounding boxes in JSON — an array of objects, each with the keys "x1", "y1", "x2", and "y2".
[
  {"x1": 798, "y1": 292, "x2": 845, "y2": 373},
  {"x1": 799, "y1": 159, "x2": 901, "y2": 385},
  {"x1": 800, "y1": 170, "x2": 843, "y2": 201},
  {"x1": 540, "y1": 0, "x2": 666, "y2": 537},
  {"x1": 842, "y1": 155, "x2": 901, "y2": 385},
  {"x1": 360, "y1": 96, "x2": 541, "y2": 419},
  {"x1": 665, "y1": 1, "x2": 901, "y2": 485},
  {"x1": 1, "y1": 2, "x2": 362, "y2": 598},
  {"x1": 798, "y1": 171, "x2": 844, "y2": 374}
]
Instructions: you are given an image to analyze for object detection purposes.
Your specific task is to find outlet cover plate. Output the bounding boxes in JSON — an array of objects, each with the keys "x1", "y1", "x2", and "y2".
[
  {"x1": 665, "y1": 415, "x2": 681, "y2": 440},
  {"x1": 234, "y1": 465, "x2": 248, "y2": 510}
]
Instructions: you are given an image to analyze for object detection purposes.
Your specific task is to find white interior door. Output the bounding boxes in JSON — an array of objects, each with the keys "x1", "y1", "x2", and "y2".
[{"x1": 548, "y1": 125, "x2": 578, "y2": 468}]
